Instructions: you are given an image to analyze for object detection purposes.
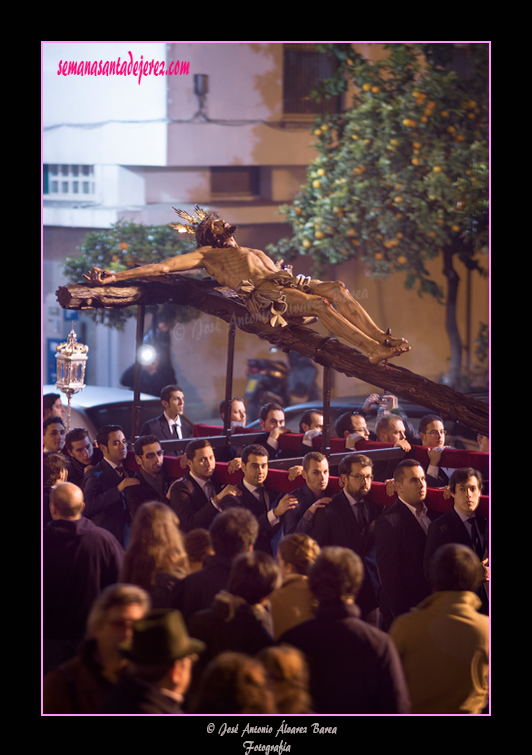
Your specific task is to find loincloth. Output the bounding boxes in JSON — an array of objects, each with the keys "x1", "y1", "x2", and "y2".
[{"x1": 235, "y1": 272, "x2": 312, "y2": 327}]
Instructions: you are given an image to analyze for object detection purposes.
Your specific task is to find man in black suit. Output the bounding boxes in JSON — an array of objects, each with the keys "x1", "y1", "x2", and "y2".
[
  {"x1": 218, "y1": 444, "x2": 298, "y2": 555},
  {"x1": 310, "y1": 453, "x2": 384, "y2": 623},
  {"x1": 64, "y1": 427, "x2": 102, "y2": 487},
  {"x1": 214, "y1": 397, "x2": 247, "y2": 463},
  {"x1": 417, "y1": 414, "x2": 455, "y2": 487},
  {"x1": 372, "y1": 414, "x2": 413, "y2": 482},
  {"x1": 258, "y1": 402, "x2": 294, "y2": 460},
  {"x1": 123, "y1": 435, "x2": 173, "y2": 521},
  {"x1": 168, "y1": 439, "x2": 241, "y2": 533},
  {"x1": 83, "y1": 425, "x2": 140, "y2": 546},
  {"x1": 297, "y1": 410, "x2": 324, "y2": 456},
  {"x1": 374, "y1": 459, "x2": 441, "y2": 628},
  {"x1": 284, "y1": 451, "x2": 333, "y2": 535},
  {"x1": 424, "y1": 467, "x2": 489, "y2": 614},
  {"x1": 43, "y1": 482, "x2": 125, "y2": 674},
  {"x1": 139, "y1": 385, "x2": 193, "y2": 449}
]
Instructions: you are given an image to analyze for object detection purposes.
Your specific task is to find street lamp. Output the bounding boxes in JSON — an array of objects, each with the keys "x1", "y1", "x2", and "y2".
[{"x1": 55, "y1": 324, "x2": 88, "y2": 433}]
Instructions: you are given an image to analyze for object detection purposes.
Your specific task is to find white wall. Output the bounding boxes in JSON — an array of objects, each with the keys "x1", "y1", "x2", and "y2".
[{"x1": 43, "y1": 42, "x2": 168, "y2": 166}]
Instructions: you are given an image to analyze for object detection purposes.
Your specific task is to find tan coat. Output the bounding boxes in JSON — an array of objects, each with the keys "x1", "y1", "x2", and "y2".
[
  {"x1": 269, "y1": 574, "x2": 317, "y2": 640},
  {"x1": 389, "y1": 591, "x2": 489, "y2": 714}
]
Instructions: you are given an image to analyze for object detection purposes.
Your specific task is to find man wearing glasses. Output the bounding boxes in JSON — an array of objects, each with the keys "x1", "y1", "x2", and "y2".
[
  {"x1": 310, "y1": 453, "x2": 384, "y2": 626},
  {"x1": 418, "y1": 414, "x2": 454, "y2": 487},
  {"x1": 124, "y1": 435, "x2": 172, "y2": 521}
]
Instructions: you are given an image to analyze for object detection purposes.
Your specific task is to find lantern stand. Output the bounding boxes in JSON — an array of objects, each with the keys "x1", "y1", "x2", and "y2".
[{"x1": 55, "y1": 324, "x2": 89, "y2": 434}]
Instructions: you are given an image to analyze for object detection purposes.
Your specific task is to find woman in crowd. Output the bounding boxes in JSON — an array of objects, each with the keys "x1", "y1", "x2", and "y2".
[
  {"x1": 43, "y1": 452, "x2": 68, "y2": 528},
  {"x1": 258, "y1": 644, "x2": 313, "y2": 713},
  {"x1": 269, "y1": 533, "x2": 320, "y2": 639},
  {"x1": 191, "y1": 651, "x2": 277, "y2": 714},
  {"x1": 120, "y1": 502, "x2": 190, "y2": 608}
]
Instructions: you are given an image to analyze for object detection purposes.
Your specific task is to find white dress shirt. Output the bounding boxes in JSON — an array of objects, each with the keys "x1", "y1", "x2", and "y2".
[{"x1": 165, "y1": 413, "x2": 182, "y2": 438}]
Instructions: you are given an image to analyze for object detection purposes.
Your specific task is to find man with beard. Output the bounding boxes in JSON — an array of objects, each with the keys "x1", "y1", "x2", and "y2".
[
  {"x1": 124, "y1": 436, "x2": 172, "y2": 522},
  {"x1": 310, "y1": 453, "x2": 383, "y2": 624}
]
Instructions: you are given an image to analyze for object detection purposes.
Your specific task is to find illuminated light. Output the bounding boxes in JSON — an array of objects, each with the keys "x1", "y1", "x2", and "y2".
[{"x1": 138, "y1": 344, "x2": 157, "y2": 366}]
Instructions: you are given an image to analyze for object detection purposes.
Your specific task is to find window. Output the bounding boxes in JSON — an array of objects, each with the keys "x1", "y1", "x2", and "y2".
[
  {"x1": 43, "y1": 164, "x2": 96, "y2": 200},
  {"x1": 283, "y1": 43, "x2": 342, "y2": 116},
  {"x1": 210, "y1": 166, "x2": 260, "y2": 199}
]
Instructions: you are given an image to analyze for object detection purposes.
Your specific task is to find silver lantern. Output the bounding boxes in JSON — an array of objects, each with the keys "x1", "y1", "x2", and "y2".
[{"x1": 55, "y1": 324, "x2": 88, "y2": 433}]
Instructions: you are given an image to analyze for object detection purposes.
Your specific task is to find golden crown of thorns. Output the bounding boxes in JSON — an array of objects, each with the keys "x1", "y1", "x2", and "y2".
[{"x1": 169, "y1": 204, "x2": 209, "y2": 235}]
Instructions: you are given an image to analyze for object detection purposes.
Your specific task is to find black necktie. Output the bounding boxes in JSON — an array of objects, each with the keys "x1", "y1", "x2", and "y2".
[
  {"x1": 256, "y1": 486, "x2": 268, "y2": 511},
  {"x1": 353, "y1": 501, "x2": 367, "y2": 528},
  {"x1": 116, "y1": 465, "x2": 125, "y2": 479},
  {"x1": 467, "y1": 517, "x2": 483, "y2": 558}
]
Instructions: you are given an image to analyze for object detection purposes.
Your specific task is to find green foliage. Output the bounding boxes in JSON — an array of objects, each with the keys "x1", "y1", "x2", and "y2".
[
  {"x1": 272, "y1": 43, "x2": 489, "y2": 301},
  {"x1": 63, "y1": 220, "x2": 199, "y2": 330},
  {"x1": 473, "y1": 322, "x2": 489, "y2": 367}
]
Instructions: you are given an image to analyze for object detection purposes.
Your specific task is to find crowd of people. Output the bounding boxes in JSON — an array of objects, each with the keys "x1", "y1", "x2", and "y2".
[{"x1": 42, "y1": 386, "x2": 489, "y2": 716}]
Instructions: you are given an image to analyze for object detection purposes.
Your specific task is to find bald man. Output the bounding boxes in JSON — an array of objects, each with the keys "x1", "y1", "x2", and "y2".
[{"x1": 43, "y1": 482, "x2": 125, "y2": 673}]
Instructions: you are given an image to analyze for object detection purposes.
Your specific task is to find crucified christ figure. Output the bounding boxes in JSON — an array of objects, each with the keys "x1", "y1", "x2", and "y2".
[{"x1": 84, "y1": 206, "x2": 411, "y2": 365}]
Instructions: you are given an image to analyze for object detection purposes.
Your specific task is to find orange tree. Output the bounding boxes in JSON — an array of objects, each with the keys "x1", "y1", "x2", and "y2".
[{"x1": 268, "y1": 43, "x2": 489, "y2": 388}]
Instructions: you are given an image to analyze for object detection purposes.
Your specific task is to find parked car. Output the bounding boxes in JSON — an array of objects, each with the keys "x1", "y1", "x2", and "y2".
[
  {"x1": 42, "y1": 385, "x2": 163, "y2": 440},
  {"x1": 245, "y1": 392, "x2": 488, "y2": 450}
]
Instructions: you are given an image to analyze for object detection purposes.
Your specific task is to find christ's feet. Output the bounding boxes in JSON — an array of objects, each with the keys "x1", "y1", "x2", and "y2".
[{"x1": 368, "y1": 343, "x2": 411, "y2": 365}]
